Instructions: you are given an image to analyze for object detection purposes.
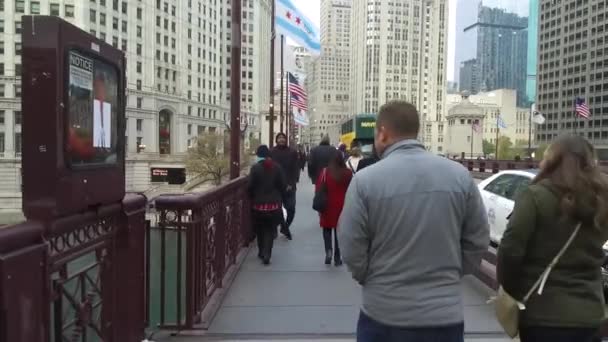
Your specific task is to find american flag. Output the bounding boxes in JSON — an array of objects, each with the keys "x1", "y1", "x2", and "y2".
[
  {"x1": 575, "y1": 97, "x2": 591, "y2": 119},
  {"x1": 288, "y1": 72, "x2": 307, "y2": 111}
]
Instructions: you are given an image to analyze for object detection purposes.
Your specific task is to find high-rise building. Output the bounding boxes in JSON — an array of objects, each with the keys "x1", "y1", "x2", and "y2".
[
  {"x1": 307, "y1": 0, "x2": 351, "y2": 147},
  {"x1": 526, "y1": 0, "x2": 538, "y2": 104},
  {"x1": 0, "y1": 0, "x2": 269, "y2": 215},
  {"x1": 350, "y1": 0, "x2": 448, "y2": 152},
  {"x1": 453, "y1": 0, "x2": 479, "y2": 85},
  {"x1": 536, "y1": 0, "x2": 608, "y2": 158},
  {"x1": 473, "y1": 5, "x2": 528, "y2": 105},
  {"x1": 459, "y1": 58, "x2": 480, "y2": 94}
]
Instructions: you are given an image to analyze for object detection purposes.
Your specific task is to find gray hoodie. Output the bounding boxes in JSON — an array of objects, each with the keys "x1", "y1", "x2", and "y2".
[{"x1": 338, "y1": 139, "x2": 489, "y2": 327}]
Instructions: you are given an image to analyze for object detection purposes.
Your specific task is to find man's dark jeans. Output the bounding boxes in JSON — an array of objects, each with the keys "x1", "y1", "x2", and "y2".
[{"x1": 357, "y1": 311, "x2": 464, "y2": 342}]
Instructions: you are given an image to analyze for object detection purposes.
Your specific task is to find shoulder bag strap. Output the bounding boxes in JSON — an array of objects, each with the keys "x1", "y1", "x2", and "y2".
[
  {"x1": 522, "y1": 222, "x2": 582, "y2": 303},
  {"x1": 347, "y1": 159, "x2": 355, "y2": 173}
]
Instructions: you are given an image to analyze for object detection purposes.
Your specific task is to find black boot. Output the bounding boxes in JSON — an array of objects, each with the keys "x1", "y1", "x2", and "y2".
[
  {"x1": 334, "y1": 252, "x2": 343, "y2": 266},
  {"x1": 281, "y1": 223, "x2": 293, "y2": 240},
  {"x1": 325, "y1": 249, "x2": 332, "y2": 265}
]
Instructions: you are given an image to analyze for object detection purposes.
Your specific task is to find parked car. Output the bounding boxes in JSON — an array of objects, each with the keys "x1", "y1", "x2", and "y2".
[{"x1": 477, "y1": 170, "x2": 538, "y2": 245}]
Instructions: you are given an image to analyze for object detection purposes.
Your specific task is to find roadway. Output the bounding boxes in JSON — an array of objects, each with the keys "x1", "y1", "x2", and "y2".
[{"x1": 160, "y1": 172, "x2": 508, "y2": 341}]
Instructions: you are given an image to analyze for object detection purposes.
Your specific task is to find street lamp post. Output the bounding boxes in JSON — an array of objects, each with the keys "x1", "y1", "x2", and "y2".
[{"x1": 229, "y1": 0, "x2": 242, "y2": 179}]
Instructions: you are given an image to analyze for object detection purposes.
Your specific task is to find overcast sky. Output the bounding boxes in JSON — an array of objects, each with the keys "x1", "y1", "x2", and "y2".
[{"x1": 296, "y1": 0, "x2": 529, "y2": 82}]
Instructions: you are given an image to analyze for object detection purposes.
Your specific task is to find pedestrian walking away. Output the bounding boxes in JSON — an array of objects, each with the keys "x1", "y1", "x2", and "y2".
[
  {"x1": 346, "y1": 146, "x2": 364, "y2": 174},
  {"x1": 315, "y1": 150, "x2": 352, "y2": 266},
  {"x1": 247, "y1": 145, "x2": 287, "y2": 265},
  {"x1": 497, "y1": 134, "x2": 608, "y2": 342},
  {"x1": 308, "y1": 135, "x2": 335, "y2": 183},
  {"x1": 356, "y1": 144, "x2": 380, "y2": 172},
  {"x1": 270, "y1": 132, "x2": 299, "y2": 240},
  {"x1": 338, "y1": 100, "x2": 489, "y2": 342}
]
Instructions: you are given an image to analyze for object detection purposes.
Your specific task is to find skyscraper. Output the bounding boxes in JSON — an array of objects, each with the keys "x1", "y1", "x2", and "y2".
[
  {"x1": 307, "y1": 0, "x2": 352, "y2": 146},
  {"x1": 536, "y1": 0, "x2": 608, "y2": 158},
  {"x1": 350, "y1": 0, "x2": 448, "y2": 152},
  {"x1": 473, "y1": 5, "x2": 528, "y2": 105},
  {"x1": 453, "y1": 0, "x2": 479, "y2": 85},
  {"x1": 526, "y1": 0, "x2": 539, "y2": 104}
]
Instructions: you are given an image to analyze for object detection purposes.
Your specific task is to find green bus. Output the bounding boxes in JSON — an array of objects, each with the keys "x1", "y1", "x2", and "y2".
[{"x1": 339, "y1": 113, "x2": 376, "y2": 156}]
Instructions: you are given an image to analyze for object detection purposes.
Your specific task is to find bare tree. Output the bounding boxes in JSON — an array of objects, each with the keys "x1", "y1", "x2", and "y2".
[{"x1": 186, "y1": 133, "x2": 230, "y2": 186}]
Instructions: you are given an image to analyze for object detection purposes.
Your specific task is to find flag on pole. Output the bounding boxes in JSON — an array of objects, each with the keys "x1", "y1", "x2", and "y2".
[
  {"x1": 472, "y1": 119, "x2": 481, "y2": 133},
  {"x1": 288, "y1": 72, "x2": 307, "y2": 111},
  {"x1": 531, "y1": 103, "x2": 546, "y2": 125},
  {"x1": 275, "y1": 0, "x2": 321, "y2": 55},
  {"x1": 497, "y1": 115, "x2": 508, "y2": 129},
  {"x1": 575, "y1": 97, "x2": 591, "y2": 119},
  {"x1": 293, "y1": 107, "x2": 309, "y2": 126}
]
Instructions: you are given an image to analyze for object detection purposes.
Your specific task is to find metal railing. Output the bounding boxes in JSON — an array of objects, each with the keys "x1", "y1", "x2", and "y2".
[
  {"x1": 151, "y1": 176, "x2": 252, "y2": 331},
  {"x1": 0, "y1": 193, "x2": 147, "y2": 342},
  {"x1": 460, "y1": 159, "x2": 608, "y2": 176}
]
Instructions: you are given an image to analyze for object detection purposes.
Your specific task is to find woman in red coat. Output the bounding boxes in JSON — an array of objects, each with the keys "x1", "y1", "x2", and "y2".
[{"x1": 315, "y1": 150, "x2": 353, "y2": 266}]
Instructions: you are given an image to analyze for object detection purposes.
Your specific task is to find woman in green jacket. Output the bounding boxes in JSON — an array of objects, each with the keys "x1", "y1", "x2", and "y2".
[{"x1": 497, "y1": 134, "x2": 608, "y2": 342}]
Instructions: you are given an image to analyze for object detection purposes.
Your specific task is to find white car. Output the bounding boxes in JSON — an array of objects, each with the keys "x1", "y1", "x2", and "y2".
[{"x1": 477, "y1": 170, "x2": 537, "y2": 244}]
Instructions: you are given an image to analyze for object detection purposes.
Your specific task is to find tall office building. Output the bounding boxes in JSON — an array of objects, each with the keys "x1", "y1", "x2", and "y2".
[
  {"x1": 307, "y1": 0, "x2": 351, "y2": 146},
  {"x1": 453, "y1": 0, "x2": 479, "y2": 85},
  {"x1": 536, "y1": 0, "x2": 608, "y2": 158},
  {"x1": 350, "y1": 0, "x2": 448, "y2": 152},
  {"x1": 459, "y1": 58, "x2": 480, "y2": 94},
  {"x1": 526, "y1": 0, "x2": 538, "y2": 104},
  {"x1": 0, "y1": 0, "x2": 268, "y2": 215}
]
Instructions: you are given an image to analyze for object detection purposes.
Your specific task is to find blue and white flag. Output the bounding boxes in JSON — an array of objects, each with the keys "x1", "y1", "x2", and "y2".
[
  {"x1": 497, "y1": 115, "x2": 508, "y2": 129},
  {"x1": 275, "y1": 0, "x2": 321, "y2": 55},
  {"x1": 293, "y1": 107, "x2": 309, "y2": 126}
]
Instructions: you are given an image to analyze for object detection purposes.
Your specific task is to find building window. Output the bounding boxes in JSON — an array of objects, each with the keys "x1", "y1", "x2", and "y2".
[
  {"x1": 0, "y1": 42, "x2": 3, "y2": 54},
  {"x1": 0, "y1": 133, "x2": 5, "y2": 154},
  {"x1": 50, "y1": 3, "x2": 60, "y2": 16},
  {"x1": 187, "y1": 124, "x2": 192, "y2": 135},
  {"x1": 136, "y1": 80, "x2": 142, "y2": 90},
  {"x1": 30, "y1": 2, "x2": 40, "y2": 14},
  {"x1": 14, "y1": 85, "x2": 21, "y2": 97},
  {"x1": 15, "y1": 111, "x2": 22, "y2": 125},
  {"x1": 16, "y1": 0, "x2": 25, "y2": 13},
  {"x1": 136, "y1": 97, "x2": 143, "y2": 109},
  {"x1": 113, "y1": 17, "x2": 118, "y2": 30},
  {"x1": 0, "y1": 85, "x2": 4, "y2": 97},
  {"x1": 0, "y1": 111, "x2": 4, "y2": 124},
  {"x1": 122, "y1": 2, "x2": 127, "y2": 14},
  {"x1": 90, "y1": 10, "x2": 97, "y2": 22},
  {"x1": 0, "y1": 20, "x2": 4, "y2": 33},
  {"x1": 137, "y1": 26, "x2": 142, "y2": 38},
  {"x1": 15, "y1": 133, "x2": 21, "y2": 154},
  {"x1": 100, "y1": 13, "x2": 106, "y2": 25},
  {"x1": 121, "y1": 21, "x2": 127, "y2": 33},
  {"x1": 15, "y1": 64, "x2": 21, "y2": 76},
  {"x1": 65, "y1": 5, "x2": 74, "y2": 17},
  {"x1": 136, "y1": 119, "x2": 143, "y2": 131},
  {"x1": 121, "y1": 39, "x2": 127, "y2": 51},
  {"x1": 136, "y1": 44, "x2": 142, "y2": 55},
  {"x1": 15, "y1": 21, "x2": 22, "y2": 34},
  {"x1": 137, "y1": 7, "x2": 142, "y2": 19},
  {"x1": 0, "y1": 64, "x2": 4, "y2": 76},
  {"x1": 136, "y1": 61, "x2": 142, "y2": 73}
]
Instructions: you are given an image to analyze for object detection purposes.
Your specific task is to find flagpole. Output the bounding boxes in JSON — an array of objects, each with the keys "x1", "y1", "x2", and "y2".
[
  {"x1": 269, "y1": 0, "x2": 275, "y2": 147},
  {"x1": 574, "y1": 98, "x2": 578, "y2": 134},
  {"x1": 286, "y1": 78, "x2": 290, "y2": 143},
  {"x1": 495, "y1": 116, "x2": 499, "y2": 160},
  {"x1": 280, "y1": 35, "x2": 285, "y2": 133},
  {"x1": 470, "y1": 122, "x2": 474, "y2": 159},
  {"x1": 528, "y1": 105, "x2": 532, "y2": 158}
]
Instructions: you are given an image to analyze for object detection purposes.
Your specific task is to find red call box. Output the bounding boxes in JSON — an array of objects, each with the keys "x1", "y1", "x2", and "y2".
[{"x1": 22, "y1": 16, "x2": 126, "y2": 220}]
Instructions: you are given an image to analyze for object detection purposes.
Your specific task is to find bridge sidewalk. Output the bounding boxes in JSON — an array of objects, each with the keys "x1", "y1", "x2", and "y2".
[{"x1": 164, "y1": 173, "x2": 509, "y2": 341}]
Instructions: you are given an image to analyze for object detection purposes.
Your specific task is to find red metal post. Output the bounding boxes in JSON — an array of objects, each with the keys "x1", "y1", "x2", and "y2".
[{"x1": 230, "y1": 0, "x2": 242, "y2": 179}]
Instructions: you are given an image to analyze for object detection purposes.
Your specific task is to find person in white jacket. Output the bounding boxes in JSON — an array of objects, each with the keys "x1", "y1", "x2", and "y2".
[{"x1": 346, "y1": 146, "x2": 363, "y2": 173}]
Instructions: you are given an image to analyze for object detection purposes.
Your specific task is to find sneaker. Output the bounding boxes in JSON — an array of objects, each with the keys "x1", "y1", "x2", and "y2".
[{"x1": 325, "y1": 250, "x2": 332, "y2": 265}]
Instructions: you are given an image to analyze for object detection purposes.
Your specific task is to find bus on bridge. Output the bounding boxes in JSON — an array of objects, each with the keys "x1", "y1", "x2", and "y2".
[{"x1": 338, "y1": 113, "x2": 376, "y2": 156}]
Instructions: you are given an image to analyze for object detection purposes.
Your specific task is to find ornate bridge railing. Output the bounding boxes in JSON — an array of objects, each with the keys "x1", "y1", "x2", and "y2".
[
  {"x1": 151, "y1": 176, "x2": 252, "y2": 331},
  {"x1": 0, "y1": 193, "x2": 147, "y2": 342}
]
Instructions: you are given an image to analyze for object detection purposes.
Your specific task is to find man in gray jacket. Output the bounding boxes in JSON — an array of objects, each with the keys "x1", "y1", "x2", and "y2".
[{"x1": 338, "y1": 101, "x2": 489, "y2": 342}]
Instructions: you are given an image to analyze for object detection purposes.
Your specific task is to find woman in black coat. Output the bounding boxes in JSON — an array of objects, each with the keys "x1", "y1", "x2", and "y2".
[{"x1": 247, "y1": 145, "x2": 287, "y2": 265}]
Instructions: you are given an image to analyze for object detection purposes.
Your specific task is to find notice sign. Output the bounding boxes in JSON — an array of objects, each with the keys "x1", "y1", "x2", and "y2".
[{"x1": 69, "y1": 53, "x2": 93, "y2": 91}]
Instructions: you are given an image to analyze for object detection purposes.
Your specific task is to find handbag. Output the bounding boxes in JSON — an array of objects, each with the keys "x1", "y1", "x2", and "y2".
[
  {"x1": 312, "y1": 169, "x2": 328, "y2": 212},
  {"x1": 493, "y1": 222, "x2": 581, "y2": 338}
]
